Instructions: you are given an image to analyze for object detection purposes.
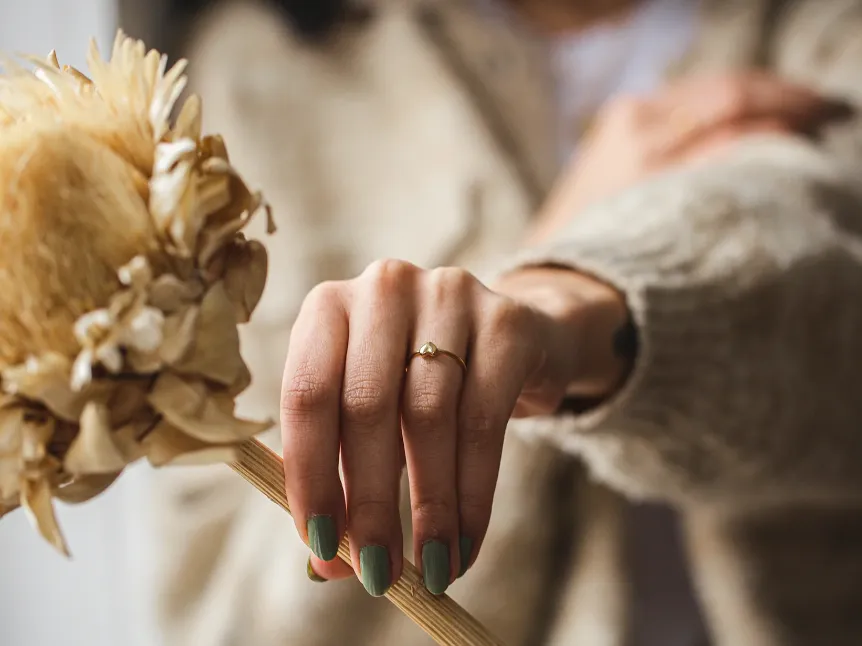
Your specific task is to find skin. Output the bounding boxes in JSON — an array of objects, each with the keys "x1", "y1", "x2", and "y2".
[{"x1": 288, "y1": 59, "x2": 852, "y2": 587}]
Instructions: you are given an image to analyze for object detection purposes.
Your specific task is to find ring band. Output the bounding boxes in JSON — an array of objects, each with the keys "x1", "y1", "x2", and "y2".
[{"x1": 406, "y1": 341, "x2": 467, "y2": 374}]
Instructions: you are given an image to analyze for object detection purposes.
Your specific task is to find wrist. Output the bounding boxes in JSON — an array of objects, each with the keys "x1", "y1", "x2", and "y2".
[{"x1": 493, "y1": 266, "x2": 633, "y2": 398}]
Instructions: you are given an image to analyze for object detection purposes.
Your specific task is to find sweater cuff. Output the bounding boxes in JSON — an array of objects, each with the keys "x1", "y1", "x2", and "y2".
[{"x1": 496, "y1": 217, "x2": 733, "y2": 498}]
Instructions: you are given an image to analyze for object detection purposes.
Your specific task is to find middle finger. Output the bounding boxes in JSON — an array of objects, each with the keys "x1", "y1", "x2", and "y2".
[{"x1": 341, "y1": 260, "x2": 413, "y2": 597}]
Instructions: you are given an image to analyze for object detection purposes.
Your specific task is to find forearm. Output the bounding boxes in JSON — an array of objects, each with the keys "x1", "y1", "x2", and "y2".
[{"x1": 500, "y1": 134, "x2": 862, "y2": 505}]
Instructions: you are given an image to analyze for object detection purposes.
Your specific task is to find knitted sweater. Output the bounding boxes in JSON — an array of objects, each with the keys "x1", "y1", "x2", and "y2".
[{"x1": 515, "y1": 134, "x2": 862, "y2": 508}]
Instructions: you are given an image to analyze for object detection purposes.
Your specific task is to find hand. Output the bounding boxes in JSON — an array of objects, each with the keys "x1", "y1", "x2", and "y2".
[
  {"x1": 527, "y1": 72, "x2": 853, "y2": 244},
  {"x1": 282, "y1": 261, "x2": 627, "y2": 595}
]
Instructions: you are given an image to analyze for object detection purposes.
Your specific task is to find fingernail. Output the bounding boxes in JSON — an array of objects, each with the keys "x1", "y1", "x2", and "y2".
[
  {"x1": 307, "y1": 515, "x2": 339, "y2": 561},
  {"x1": 306, "y1": 556, "x2": 327, "y2": 583},
  {"x1": 360, "y1": 545, "x2": 391, "y2": 597},
  {"x1": 422, "y1": 540, "x2": 451, "y2": 595},
  {"x1": 458, "y1": 536, "x2": 474, "y2": 578}
]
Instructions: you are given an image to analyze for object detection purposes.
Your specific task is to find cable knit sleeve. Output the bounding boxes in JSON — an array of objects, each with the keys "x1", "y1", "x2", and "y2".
[{"x1": 508, "y1": 134, "x2": 862, "y2": 507}]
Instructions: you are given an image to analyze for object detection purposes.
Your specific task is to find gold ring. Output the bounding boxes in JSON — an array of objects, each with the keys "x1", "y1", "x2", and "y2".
[{"x1": 406, "y1": 341, "x2": 467, "y2": 374}]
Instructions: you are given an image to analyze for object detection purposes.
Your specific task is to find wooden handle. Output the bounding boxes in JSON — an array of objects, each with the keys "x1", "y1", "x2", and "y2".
[{"x1": 229, "y1": 438, "x2": 506, "y2": 646}]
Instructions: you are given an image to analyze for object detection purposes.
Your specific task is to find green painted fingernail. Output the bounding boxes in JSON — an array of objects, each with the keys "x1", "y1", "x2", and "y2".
[
  {"x1": 458, "y1": 536, "x2": 474, "y2": 578},
  {"x1": 306, "y1": 557, "x2": 327, "y2": 583},
  {"x1": 360, "y1": 545, "x2": 391, "y2": 597},
  {"x1": 422, "y1": 540, "x2": 451, "y2": 595},
  {"x1": 307, "y1": 515, "x2": 339, "y2": 561}
]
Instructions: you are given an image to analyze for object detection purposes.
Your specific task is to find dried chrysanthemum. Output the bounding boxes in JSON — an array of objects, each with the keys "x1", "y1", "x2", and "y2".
[{"x1": 0, "y1": 31, "x2": 274, "y2": 555}]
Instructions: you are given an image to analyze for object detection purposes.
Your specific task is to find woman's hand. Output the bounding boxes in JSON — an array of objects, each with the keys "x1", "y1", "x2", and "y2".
[
  {"x1": 282, "y1": 260, "x2": 627, "y2": 595},
  {"x1": 527, "y1": 72, "x2": 853, "y2": 244}
]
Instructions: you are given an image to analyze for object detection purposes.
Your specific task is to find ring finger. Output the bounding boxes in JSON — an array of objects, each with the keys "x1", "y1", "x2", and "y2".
[{"x1": 402, "y1": 268, "x2": 471, "y2": 595}]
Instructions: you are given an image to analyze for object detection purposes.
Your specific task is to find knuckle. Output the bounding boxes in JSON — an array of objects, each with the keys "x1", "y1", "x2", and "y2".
[
  {"x1": 281, "y1": 362, "x2": 334, "y2": 417},
  {"x1": 304, "y1": 280, "x2": 343, "y2": 310},
  {"x1": 349, "y1": 496, "x2": 394, "y2": 526},
  {"x1": 412, "y1": 497, "x2": 454, "y2": 524},
  {"x1": 363, "y1": 258, "x2": 416, "y2": 293},
  {"x1": 484, "y1": 297, "x2": 531, "y2": 337},
  {"x1": 459, "y1": 411, "x2": 500, "y2": 456},
  {"x1": 458, "y1": 490, "x2": 490, "y2": 521},
  {"x1": 341, "y1": 375, "x2": 390, "y2": 429},
  {"x1": 426, "y1": 266, "x2": 474, "y2": 302},
  {"x1": 291, "y1": 469, "x2": 332, "y2": 493}
]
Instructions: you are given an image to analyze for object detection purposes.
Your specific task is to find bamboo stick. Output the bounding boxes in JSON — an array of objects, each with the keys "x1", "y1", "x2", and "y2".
[{"x1": 230, "y1": 438, "x2": 506, "y2": 646}]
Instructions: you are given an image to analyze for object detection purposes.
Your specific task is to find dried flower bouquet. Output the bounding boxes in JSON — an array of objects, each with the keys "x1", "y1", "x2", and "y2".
[{"x1": 0, "y1": 32, "x2": 503, "y2": 646}]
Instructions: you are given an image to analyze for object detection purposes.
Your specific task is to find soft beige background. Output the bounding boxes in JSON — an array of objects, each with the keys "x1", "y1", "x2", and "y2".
[{"x1": 0, "y1": 3, "x2": 162, "y2": 645}]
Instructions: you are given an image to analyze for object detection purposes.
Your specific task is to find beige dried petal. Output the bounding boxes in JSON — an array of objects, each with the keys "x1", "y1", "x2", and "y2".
[
  {"x1": 2, "y1": 354, "x2": 86, "y2": 421},
  {"x1": 227, "y1": 359, "x2": 252, "y2": 398},
  {"x1": 194, "y1": 172, "x2": 231, "y2": 222},
  {"x1": 20, "y1": 418, "x2": 53, "y2": 465},
  {"x1": 0, "y1": 457, "x2": 20, "y2": 500},
  {"x1": 106, "y1": 382, "x2": 150, "y2": 427},
  {"x1": 159, "y1": 305, "x2": 199, "y2": 364},
  {"x1": 147, "y1": 373, "x2": 271, "y2": 443},
  {"x1": 54, "y1": 472, "x2": 121, "y2": 504},
  {"x1": 142, "y1": 420, "x2": 202, "y2": 466},
  {"x1": 125, "y1": 348, "x2": 163, "y2": 373},
  {"x1": 174, "y1": 93, "x2": 201, "y2": 142},
  {"x1": 197, "y1": 215, "x2": 246, "y2": 270},
  {"x1": 64, "y1": 402, "x2": 128, "y2": 475},
  {"x1": 21, "y1": 476, "x2": 69, "y2": 557},
  {"x1": 107, "y1": 289, "x2": 140, "y2": 320},
  {"x1": 0, "y1": 406, "x2": 22, "y2": 455},
  {"x1": 143, "y1": 421, "x2": 237, "y2": 467},
  {"x1": 223, "y1": 239, "x2": 268, "y2": 323},
  {"x1": 148, "y1": 274, "x2": 203, "y2": 313},
  {"x1": 170, "y1": 283, "x2": 243, "y2": 386}
]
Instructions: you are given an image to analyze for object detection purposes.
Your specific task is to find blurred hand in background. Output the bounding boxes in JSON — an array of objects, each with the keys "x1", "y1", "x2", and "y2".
[{"x1": 527, "y1": 72, "x2": 852, "y2": 245}]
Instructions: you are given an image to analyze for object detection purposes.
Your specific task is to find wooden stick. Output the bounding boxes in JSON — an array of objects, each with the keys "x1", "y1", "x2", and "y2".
[{"x1": 229, "y1": 438, "x2": 506, "y2": 646}]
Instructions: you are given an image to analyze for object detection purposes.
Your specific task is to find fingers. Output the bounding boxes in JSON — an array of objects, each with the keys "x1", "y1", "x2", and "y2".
[
  {"x1": 281, "y1": 282, "x2": 349, "y2": 564},
  {"x1": 402, "y1": 268, "x2": 471, "y2": 595},
  {"x1": 650, "y1": 73, "x2": 851, "y2": 156},
  {"x1": 456, "y1": 293, "x2": 544, "y2": 577},
  {"x1": 679, "y1": 117, "x2": 791, "y2": 164},
  {"x1": 340, "y1": 260, "x2": 413, "y2": 596},
  {"x1": 285, "y1": 261, "x2": 542, "y2": 598}
]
